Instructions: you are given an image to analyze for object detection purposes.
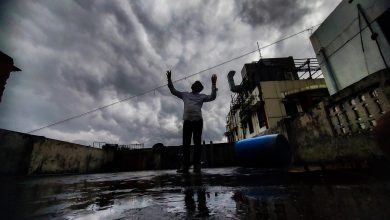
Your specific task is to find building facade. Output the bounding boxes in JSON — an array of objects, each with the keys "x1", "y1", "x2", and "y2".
[
  {"x1": 310, "y1": 0, "x2": 390, "y2": 136},
  {"x1": 310, "y1": 0, "x2": 390, "y2": 95},
  {"x1": 225, "y1": 0, "x2": 390, "y2": 166},
  {"x1": 225, "y1": 57, "x2": 329, "y2": 143}
]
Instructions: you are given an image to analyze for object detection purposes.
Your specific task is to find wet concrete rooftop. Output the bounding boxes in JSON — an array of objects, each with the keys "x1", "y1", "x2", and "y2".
[{"x1": 2, "y1": 167, "x2": 390, "y2": 219}]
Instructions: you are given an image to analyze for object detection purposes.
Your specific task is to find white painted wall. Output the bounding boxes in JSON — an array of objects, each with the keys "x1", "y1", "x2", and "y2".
[{"x1": 310, "y1": 0, "x2": 390, "y2": 95}]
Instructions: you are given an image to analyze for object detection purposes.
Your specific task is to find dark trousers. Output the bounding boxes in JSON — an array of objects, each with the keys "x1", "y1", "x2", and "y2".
[{"x1": 182, "y1": 120, "x2": 203, "y2": 168}]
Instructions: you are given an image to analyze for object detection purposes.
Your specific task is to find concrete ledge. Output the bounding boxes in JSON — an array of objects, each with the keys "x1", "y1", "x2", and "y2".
[
  {"x1": 0, "y1": 129, "x2": 113, "y2": 175},
  {"x1": 0, "y1": 129, "x2": 33, "y2": 175}
]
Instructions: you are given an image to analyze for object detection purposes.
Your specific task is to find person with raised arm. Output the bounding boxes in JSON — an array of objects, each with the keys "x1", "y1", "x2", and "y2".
[{"x1": 167, "y1": 70, "x2": 217, "y2": 173}]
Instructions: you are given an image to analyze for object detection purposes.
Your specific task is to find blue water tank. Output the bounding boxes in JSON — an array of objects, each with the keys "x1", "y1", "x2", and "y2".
[{"x1": 234, "y1": 134, "x2": 292, "y2": 167}]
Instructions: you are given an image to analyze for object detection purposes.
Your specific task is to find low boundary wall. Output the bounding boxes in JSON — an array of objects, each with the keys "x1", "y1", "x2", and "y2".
[{"x1": 0, "y1": 129, "x2": 114, "y2": 175}]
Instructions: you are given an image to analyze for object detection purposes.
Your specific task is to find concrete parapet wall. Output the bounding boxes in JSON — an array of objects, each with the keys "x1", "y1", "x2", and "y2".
[
  {"x1": 262, "y1": 70, "x2": 390, "y2": 167},
  {"x1": 296, "y1": 134, "x2": 380, "y2": 163},
  {"x1": 287, "y1": 103, "x2": 383, "y2": 164},
  {"x1": 29, "y1": 137, "x2": 114, "y2": 175},
  {"x1": 0, "y1": 128, "x2": 235, "y2": 175},
  {"x1": 158, "y1": 143, "x2": 235, "y2": 170},
  {"x1": 0, "y1": 129, "x2": 113, "y2": 175},
  {"x1": 327, "y1": 73, "x2": 389, "y2": 135},
  {"x1": 111, "y1": 148, "x2": 155, "y2": 172},
  {"x1": 0, "y1": 129, "x2": 33, "y2": 175},
  {"x1": 266, "y1": 97, "x2": 387, "y2": 166}
]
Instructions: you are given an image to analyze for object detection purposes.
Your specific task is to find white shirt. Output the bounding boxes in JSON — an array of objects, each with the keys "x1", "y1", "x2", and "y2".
[{"x1": 168, "y1": 82, "x2": 217, "y2": 121}]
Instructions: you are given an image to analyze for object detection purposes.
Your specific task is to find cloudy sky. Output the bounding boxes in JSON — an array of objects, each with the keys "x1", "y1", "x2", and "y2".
[{"x1": 0, "y1": 0, "x2": 341, "y2": 147}]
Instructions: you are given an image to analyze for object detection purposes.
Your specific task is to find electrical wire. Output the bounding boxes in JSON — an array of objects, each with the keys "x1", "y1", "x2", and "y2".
[{"x1": 27, "y1": 23, "x2": 322, "y2": 134}]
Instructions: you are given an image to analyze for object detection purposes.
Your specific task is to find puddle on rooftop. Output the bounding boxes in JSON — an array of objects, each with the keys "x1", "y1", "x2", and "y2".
[{"x1": 2, "y1": 167, "x2": 390, "y2": 219}]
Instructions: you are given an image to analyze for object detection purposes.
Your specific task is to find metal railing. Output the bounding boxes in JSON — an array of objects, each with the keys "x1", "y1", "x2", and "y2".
[
  {"x1": 295, "y1": 58, "x2": 323, "y2": 79},
  {"x1": 92, "y1": 142, "x2": 145, "y2": 150}
]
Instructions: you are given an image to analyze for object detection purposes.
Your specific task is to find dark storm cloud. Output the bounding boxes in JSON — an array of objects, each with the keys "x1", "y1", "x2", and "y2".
[
  {"x1": 128, "y1": 1, "x2": 219, "y2": 51},
  {"x1": 235, "y1": 0, "x2": 310, "y2": 28},
  {"x1": 0, "y1": 0, "x2": 342, "y2": 146},
  {"x1": 19, "y1": 0, "x2": 165, "y2": 100}
]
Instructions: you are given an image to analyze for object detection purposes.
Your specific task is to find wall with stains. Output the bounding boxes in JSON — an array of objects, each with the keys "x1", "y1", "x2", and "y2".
[
  {"x1": 261, "y1": 69, "x2": 390, "y2": 167},
  {"x1": 28, "y1": 137, "x2": 114, "y2": 175},
  {"x1": 0, "y1": 129, "x2": 114, "y2": 175},
  {"x1": 266, "y1": 99, "x2": 387, "y2": 167},
  {"x1": 0, "y1": 128, "x2": 235, "y2": 175},
  {"x1": 287, "y1": 102, "x2": 384, "y2": 165}
]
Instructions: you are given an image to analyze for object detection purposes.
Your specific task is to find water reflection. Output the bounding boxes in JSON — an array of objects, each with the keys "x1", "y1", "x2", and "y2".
[
  {"x1": 2, "y1": 168, "x2": 390, "y2": 219},
  {"x1": 183, "y1": 174, "x2": 210, "y2": 217},
  {"x1": 95, "y1": 192, "x2": 115, "y2": 210}
]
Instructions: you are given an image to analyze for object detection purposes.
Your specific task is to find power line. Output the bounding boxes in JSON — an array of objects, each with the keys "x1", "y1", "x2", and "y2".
[{"x1": 27, "y1": 23, "x2": 321, "y2": 134}]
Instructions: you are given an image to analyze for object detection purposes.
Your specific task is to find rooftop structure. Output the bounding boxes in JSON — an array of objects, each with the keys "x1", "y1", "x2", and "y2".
[
  {"x1": 225, "y1": 57, "x2": 329, "y2": 143},
  {"x1": 310, "y1": 0, "x2": 390, "y2": 95},
  {"x1": 310, "y1": 0, "x2": 390, "y2": 136}
]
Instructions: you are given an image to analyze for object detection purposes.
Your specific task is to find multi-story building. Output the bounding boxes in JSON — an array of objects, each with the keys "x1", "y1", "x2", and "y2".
[
  {"x1": 226, "y1": 0, "x2": 390, "y2": 165},
  {"x1": 310, "y1": 0, "x2": 389, "y2": 96},
  {"x1": 310, "y1": 0, "x2": 389, "y2": 136},
  {"x1": 225, "y1": 57, "x2": 329, "y2": 143}
]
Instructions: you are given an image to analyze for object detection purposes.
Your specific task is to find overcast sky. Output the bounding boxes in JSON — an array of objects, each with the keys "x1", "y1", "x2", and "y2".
[{"x1": 0, "y1": 0, "x2": 341, "y2": 147}]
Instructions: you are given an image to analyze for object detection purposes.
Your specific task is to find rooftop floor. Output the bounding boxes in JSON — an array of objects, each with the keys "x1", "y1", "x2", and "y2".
[{"x1": 2, "y1": 167, "x2": 390, "y2": 219}]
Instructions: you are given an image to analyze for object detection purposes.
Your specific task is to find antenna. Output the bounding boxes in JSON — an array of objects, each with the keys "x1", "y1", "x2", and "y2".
[
  {"x1": 165, "y1": 63, "x2": 172, "y2": 71},
  {"x1": 257, "y1": 41, "x2": 262, "y2": 60}
]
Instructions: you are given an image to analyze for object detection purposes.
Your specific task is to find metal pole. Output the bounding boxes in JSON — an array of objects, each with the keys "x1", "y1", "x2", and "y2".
[{"x1": 257, "y1": 41, "x2": 262, "y2": 60}]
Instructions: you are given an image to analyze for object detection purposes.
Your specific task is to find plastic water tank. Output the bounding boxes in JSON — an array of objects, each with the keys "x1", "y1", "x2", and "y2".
[{"x1": 234, "y1": 134, "x2": 292, "y2": 167}]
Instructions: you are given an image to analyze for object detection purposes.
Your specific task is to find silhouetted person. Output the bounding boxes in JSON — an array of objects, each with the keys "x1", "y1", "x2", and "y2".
[
  {"x1": 0, "y1": 51, "x2": 21, "y2": 102},
  {"x1": 167, "y1": 70, "x2": 217, "y2": 173},
  {"x1": 183, "y1": 174, "x2": 209, "y2": 217}
]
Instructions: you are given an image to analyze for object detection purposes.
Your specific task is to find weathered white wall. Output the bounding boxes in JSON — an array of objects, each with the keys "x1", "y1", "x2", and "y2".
[
  {"x1": 0, "y1": 129, "x2": 114, "y2": 175},
  {"x1": 311, "y1": 0, "x2": 390, "y2": 95},
  {"x1": 29, "y1": 137, "x2": 114, "y2": 175}
]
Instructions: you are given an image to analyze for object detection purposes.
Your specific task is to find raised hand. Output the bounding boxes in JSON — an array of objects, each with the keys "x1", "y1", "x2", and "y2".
[
  {"x1": 211, "y1": 74, "x2": 217, "y2": 84},
  {"x1": 166, "y1": 70, "x2": 172, "y2": 81}
]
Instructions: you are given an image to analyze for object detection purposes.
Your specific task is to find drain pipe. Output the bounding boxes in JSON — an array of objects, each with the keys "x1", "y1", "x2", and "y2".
[{"x1": 357, "y1": 4, "x2": 388, "y2": 69}]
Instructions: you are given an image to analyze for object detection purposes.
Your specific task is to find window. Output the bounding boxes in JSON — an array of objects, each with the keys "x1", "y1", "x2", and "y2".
[{"x1": 284, "y1": 102, "x2": 298, "y2": 116}]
